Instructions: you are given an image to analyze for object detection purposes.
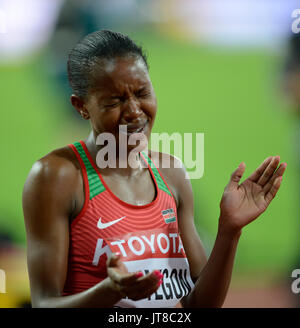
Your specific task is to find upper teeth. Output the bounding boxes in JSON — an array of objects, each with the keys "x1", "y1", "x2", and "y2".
[
  {"x1": 128, "y1": 127, "x2": 142, "y2": 132},
  {"x1": 119, "y1": 124, "x2": 145, "y2": 134}
]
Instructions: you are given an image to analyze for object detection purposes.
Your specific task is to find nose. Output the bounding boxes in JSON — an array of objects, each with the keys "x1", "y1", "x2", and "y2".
[{"x1": 122, "y1": 97, "x2": 143, "y2": 120}]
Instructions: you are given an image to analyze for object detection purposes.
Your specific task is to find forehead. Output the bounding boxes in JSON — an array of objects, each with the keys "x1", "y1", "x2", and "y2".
[{"x1": 88, "y1": 56, "x2": 150, "y2": 96}]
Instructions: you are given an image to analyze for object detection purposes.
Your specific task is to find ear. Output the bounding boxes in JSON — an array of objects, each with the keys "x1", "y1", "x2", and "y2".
[{"x1": 70, "y1": 94, "x2": 90, "y2": 120}]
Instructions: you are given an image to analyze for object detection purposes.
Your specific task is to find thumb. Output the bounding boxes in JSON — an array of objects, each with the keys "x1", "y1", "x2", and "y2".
[
  {"x1": 227, "y1": 162, "x2": 246, "y2": 190},
  {"x1": 106, "y1": 252, "x2": 121, "y2": 268}
]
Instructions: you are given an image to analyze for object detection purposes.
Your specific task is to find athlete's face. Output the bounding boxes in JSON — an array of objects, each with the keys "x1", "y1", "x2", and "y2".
[{"x1": 72, "y1": 55, "x2": 157, "y2": 148}]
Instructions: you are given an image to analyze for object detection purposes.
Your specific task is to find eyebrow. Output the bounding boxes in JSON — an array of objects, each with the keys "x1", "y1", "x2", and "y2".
[
  {"x1": 97, "y1": 84, "x2": 150, "y2": 100},
  {"x1": 98, "y1": 93, "x2": 121, "y2": 100}
]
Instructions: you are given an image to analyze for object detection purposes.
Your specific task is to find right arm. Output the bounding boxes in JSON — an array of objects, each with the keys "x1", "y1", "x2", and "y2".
[
  {"x1": 23, "y1": 153, "x2": 161, "y2": 308},
  {"x1": 23, "y1": 155, "x2": 122, "y2": 307}
]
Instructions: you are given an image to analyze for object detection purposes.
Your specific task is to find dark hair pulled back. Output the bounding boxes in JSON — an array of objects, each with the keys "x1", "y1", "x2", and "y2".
[{"x1": 67, "y1": 30, "x2": 149, "y2": 99}]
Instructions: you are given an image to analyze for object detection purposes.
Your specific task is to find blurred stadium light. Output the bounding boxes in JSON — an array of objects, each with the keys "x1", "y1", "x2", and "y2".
[
  {"x1": 1, "y1": 0, "x2": 299, "y2": 64},
  {"x1": 154, "y1": 0, "x2": 299, "y2": 49},
  {"x1": 0, "y1": 0, "x2": 64, "y2": 63}
]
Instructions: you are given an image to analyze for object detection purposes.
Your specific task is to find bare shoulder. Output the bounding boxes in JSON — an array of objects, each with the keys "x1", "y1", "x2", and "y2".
[
  {"x1": 147, "y1": 150, "x2": 192, "y2": 207},
  {"x1": 23, "y1": 145, "x2": 81, "y2": 196}
]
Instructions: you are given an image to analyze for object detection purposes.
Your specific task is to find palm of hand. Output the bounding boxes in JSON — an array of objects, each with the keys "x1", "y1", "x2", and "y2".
[
  {"x1": 220, "y1": 157, "x2": 286, "y2": 232},
  {"x1": 221, "y1": 180, "x2": 268, "y2": 225}
]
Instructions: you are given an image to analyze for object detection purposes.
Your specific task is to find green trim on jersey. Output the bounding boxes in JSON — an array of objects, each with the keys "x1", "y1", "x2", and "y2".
[
  {"x1": 73, "y1": 142, "x2": 105, "y2": 199},
  {"x1": 141, "y1": 151, "x2": 172, "y2": 197}
]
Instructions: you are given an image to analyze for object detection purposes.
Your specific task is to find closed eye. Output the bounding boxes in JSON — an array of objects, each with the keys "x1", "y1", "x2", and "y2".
[
  {"x1": 136, "y1": 88, "x2": 151, "y2": 98},
  {"x1": 104, "y1": 101, "x2": 121, "y2": 109}
]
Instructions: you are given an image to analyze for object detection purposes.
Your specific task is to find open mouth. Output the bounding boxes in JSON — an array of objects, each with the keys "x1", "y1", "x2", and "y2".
[
  {"x1": 127, "y1": 125, "x2": 144, "y2": 133},
  {"x1": 120, "y1": 122, "x2": 148, "y2": 135}
]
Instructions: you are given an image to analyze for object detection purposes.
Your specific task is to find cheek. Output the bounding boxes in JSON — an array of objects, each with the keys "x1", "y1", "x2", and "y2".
[
  {"x1": 144, "y1": 98, "x2": 157, "y2": 120},
  {"x1": 145, "y1": 101, "x2": 157, "y2": 136},
  {"x1": 91, "y1": 110, "x2": 121, "y2": 134}
]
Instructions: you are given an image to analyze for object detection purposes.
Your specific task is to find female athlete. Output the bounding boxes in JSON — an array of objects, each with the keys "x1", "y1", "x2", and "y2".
[{"x1": 22, "y1": 30, "x2": 286, "y2": 308}]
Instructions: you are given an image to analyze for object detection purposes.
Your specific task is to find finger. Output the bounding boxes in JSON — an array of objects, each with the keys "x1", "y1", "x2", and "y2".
[
  {"x1": 265, "y1": 176, "x2": 283, "y2": 204},
  {"x1": 262, "y1": 162, "x2": 287, "y2": 195},
  {"x1": 226, "y1": 162, "x2": 246, "y2": 190},
  {"x1": 257, "y1": 156, "x2": 280, "y2": 187},
  {"x1": 129, "y1": 280, "x2": 161, "y2": 301},
  {"x1": 140, "y1": 270, "x2": 162, "y2": 283},
  {"x1": 106, "y1": 252, "x2": 121, "y2": 268},
  {"x1": 121, "y1": 270, "x2": 162, "y2": 296},
  {"x1": 109, "y1": 271, "x2": 145, "y2": 299},
  {"x1": 247, "y1": 156, "x2": 273, "y2": 182},
  {"x1": 127, "y1": 272, "x2": 163, "y2": 301},
  {"x1": 126, "y1": 270, "x2": 162, "y2": 289},
  {"x1": 118, "y1": 271, "x2": 144, "y2": 286},
  {"x1": 108, "y1": 266, "x2": 141, "y2": 286},
  {"x1": 107, "y1": 268, "x2": 127, "y2": 284},
  {"x1": 106, "y1": 253, "x2": 136, "y2": 284}
]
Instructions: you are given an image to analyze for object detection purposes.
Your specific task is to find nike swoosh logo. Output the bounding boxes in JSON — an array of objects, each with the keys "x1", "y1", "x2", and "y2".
[{"x1": 97, "y1": 216, "x2": 126, "y2": 229}]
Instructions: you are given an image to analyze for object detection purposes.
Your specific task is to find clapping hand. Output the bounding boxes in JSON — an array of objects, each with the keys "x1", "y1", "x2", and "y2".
[
  {"x1": 219, "y1": 156, "x2": 286, "y2": 234},
  {"x1": 106, "y1": 253, "x2": 163, "y2": 301}
]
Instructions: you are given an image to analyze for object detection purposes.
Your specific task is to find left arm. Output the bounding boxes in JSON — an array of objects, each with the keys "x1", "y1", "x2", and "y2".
[
  {"x1": 175, "y1": 161, "x2": 239, "y2": 308},
  {"x1": 176, "y1": 156, "x2": 286, "y2": 307}
]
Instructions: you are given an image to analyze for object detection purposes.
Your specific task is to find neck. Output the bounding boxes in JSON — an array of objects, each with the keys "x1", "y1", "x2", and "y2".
[{"x1": 84, "y1": 131, "x2": 147, "y2": 177}]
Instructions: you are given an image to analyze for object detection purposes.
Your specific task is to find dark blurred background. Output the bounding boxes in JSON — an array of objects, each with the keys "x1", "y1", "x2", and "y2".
[{"x1": 0, "y1": 0, "x2": 300, "y2": 307}]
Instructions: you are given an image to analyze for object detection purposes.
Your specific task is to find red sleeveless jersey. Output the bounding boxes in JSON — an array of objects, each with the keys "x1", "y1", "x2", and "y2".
[{"x1": 63, "y1": 141, "x2": 194, "y2": 307}]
